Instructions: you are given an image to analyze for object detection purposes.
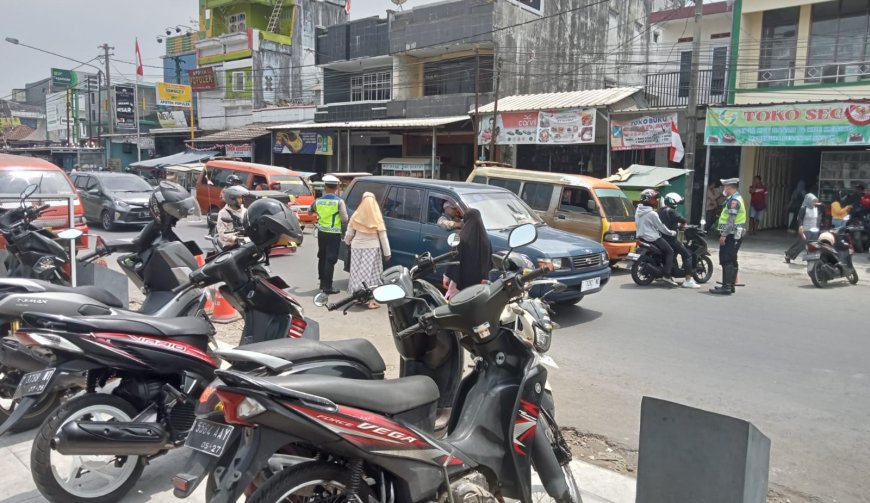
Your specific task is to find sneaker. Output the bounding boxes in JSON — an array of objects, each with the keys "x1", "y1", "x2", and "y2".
[{"x1": 682, "y1": 279, "x2": 701, "y2": 289}]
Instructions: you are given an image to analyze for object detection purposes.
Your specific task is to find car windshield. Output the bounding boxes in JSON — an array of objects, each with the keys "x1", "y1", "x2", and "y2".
[
  {"x1": 101, "y1": 175, "x2": 153, "y2": 192},
  {"x1": 273, "y1": 176, "x2": 313, "y2": 197},
  {"x1": 0, "y1": 169, "x2": 75, "y2": 197},
  {"x1": 461, "y1": 192, "x2": 543, "y2": 230},
  {"x1": 594, "y1": 188, "x2": 635, "y2": 221}
]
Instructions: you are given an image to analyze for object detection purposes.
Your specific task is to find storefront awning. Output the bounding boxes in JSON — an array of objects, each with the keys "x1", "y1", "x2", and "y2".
[
  {"x1": 474, "y1": 87, "x2": 643, "y2": 114},
  {"x1": 603, "y1": 164, "x2": 691, "y2": 188},
  {"x1": 191, "y1": 123, "x2": 279, "y2": 143},
  {"x1": 129, "y1": 150, "x2": 219, "y2": 169},
  {"x1": 268, "y1": 116, "x2": 470, "y2": 130}
]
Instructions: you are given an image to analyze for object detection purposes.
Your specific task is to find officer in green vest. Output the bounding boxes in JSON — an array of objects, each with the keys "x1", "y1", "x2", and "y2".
[
  {"x1": 310, "y1": 175, "x2": 347, "y2": 294},
  {"x1": 710, "y1": 177, "x2": 746, "y2": 295}
]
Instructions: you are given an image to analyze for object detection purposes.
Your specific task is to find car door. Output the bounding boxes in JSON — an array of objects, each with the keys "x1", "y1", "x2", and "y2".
[
  {"x1": 381, "y1": 185, "x2": 424, "y2": 268},
  {"x1": 551, "y1": 186, "x2": 603, "y2": 241},
  {"x1": 77, "y1": 175, "x2": 98, "y2": 220},
  {"x1": 421, "y1": 191, "x2": 460, "y2": 259}
]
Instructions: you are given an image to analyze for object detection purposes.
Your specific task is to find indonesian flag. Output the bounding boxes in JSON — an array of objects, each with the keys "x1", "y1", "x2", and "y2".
[
  {"x1": 135, "y1": 39, "x2": 144, "y2": 81},
  {"x1": 345, "y1": 0, "x2": 351, "y2": 14},
  {"x1": 669, "y1": 119, "x2": 684, "y2": 163}
]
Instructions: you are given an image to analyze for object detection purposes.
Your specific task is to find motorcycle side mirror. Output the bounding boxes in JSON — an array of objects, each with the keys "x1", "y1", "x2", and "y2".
[
  {"x1": 313, "y1": 292, "x2": 329, "y2": 307},
  {"x1": 57, "y1": 228, "x2": 83, "y2": 241},
  {"x1": 372, "y1": 284, "x2": 405, "y2": 304},
  {"x1": 508, "y1": 223, "x2": 537, "y2": 249},
  {"x1": 447, "y1": 233, "x2": 460, "y2": 248},
  {"x1": 20, "y1": 183, "x2": 38, "y2": 201},
  {"x1": 94, "y1": 235, "x2": 109, "y2": 255}
]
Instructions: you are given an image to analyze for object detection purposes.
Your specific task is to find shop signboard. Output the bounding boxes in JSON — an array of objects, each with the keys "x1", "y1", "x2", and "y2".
[
  {"x1": 157, "y1": 110, "x2": 189, "y2": 128},
  {"x1": 157, "y1": 82, "x2": 193, "y2": 107},
  {"x1": 478, "y1": 108, "x2": 596, "y2": 146},
  {"x1": 273, "y1": 130, "x2": 334, "y2": 155},
  {"x1": 705, "y1": 102, "x2": 870, "y2": 147},
  {"x1": 115, "y1": 86, "x2": 135, "y2": 128},
  {"x1": 510, "y1": 0, "x2": 542, "y2": 14},
  {"x1": 611, "y1": 113, "x2": 678, "y2": 151},
  {"x1": 188, "y1": 68, "x2": 217, "y2": 92},
  {"x1": 225, "y1": 143, "x2": 252, "y2": 157}
]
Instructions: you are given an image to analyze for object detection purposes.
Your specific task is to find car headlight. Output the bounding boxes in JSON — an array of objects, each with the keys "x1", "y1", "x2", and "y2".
[
  {"x1": 604, "y1": 232, "x2": 620, "y2": 242},
  {"x1": 538, "y1": 258, "x2": 565, "y2": 270},
  {"x1": 600, "y1": 251, "x2": 609, "y2": 264},
  {"x1": 32, "y1": 255, "x2": 57, "y2": 274},
  {"x1": 289, "y1": 205, "x2": 301, "y2": 212},
  {"x1": 114, "y1": 199, "x2": 129, "y2": 210},
  {"x1": 533, "y1": 324, "x2": 552, "y2": 353}
]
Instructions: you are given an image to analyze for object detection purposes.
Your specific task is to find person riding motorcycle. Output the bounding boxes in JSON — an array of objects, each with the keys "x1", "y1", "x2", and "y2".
[
  {"x1": 217, "y1": 185, "x2": 250, "y2": 249},
  {"x1": 658, "y1": 193, "x2": 700, "y2": 289},
  {"x1": 635, "y1": 189, "x2": 679, "y2": 286}
]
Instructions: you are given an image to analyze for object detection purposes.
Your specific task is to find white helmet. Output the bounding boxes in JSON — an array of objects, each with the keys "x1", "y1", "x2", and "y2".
[
  {"x1": 322, "y1": 174, "x2": 340, "y2": 186},
  {"x1": 664, "y1": 192, "x2": 684, "y2": 208},
  {"x1": 819, "y1": 232, "x2": 836, "y2": 246}
]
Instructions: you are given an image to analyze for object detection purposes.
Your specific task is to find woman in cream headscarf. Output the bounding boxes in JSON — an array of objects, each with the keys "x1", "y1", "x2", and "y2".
[{"x1": 345, "y1": 192, "x2": 391, "y2": 309}]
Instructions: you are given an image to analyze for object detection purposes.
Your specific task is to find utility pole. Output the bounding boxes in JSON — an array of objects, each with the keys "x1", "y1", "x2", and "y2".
[
  {"x1": 683, "y1": 0, "x2": 704, "y2": 222},
  {"x1": 65, "y1": 88, "x2": 71, "y2": 146},
  {"x1": 100, "y1": 44, "x2": 114, "y2": 135},
  {"x1": 488, "y1": 57, "x2": 502, "y2": 162},
  {"x1": 473, "y1": 47, "x2": 480, "y2": 162}
]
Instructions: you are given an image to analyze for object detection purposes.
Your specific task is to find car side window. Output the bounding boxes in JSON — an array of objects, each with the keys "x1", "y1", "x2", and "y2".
[
  {"x1": 521, "y1": 182, "x2": 554, "y2": 211},
  {"x1": 383, "y1": 186, "x2": 423, "y2": 222},
  {"x1": 560, "y1": 187, "x2": 595, "y2": 213},
  {"x1": 345, "y1": 181, "x2": 388, "y2": 212},
  {"x1": 471, "y1": 176, "x2": 486, "y2": 184},
  {"x1": 73, "y1": 175, "x2": 88, "y2": 189},
  {"x1": 488, "y1": 177, "x2": 521, "y2": 195},
  {"x1": 251, "y1": 175, "x2": 268, "y2": 190},
  {"x1": 427, "y1": 194, "x2": 460, "y2": 225},
  {"x1": 85, "y1": 177, "x2": 99, "y2": 191}
]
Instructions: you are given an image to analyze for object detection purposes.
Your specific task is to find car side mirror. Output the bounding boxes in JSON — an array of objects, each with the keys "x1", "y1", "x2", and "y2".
[
  {"x1": 587, "y1": 200, "x2": 598, "y2": 213},
  {"x1": 88, "y1": 188, "x2": 101, "y2": 195}
]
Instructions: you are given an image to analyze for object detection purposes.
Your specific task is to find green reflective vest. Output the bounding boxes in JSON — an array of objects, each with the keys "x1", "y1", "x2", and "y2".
[
  {"x1": 315, "y1": 196, "x2": 342, "y2": 234},
  {"x1": 718, "y1": 193, "x2": 747, "y2": 226}
]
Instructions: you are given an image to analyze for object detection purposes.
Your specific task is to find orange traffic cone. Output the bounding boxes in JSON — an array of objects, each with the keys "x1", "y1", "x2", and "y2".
[
  {"x1": 210, "y1": 288, "x2": 241, "y2": 323},
  {"x1": 194, "y1": 255, "x2": 216, "y2": 315}
]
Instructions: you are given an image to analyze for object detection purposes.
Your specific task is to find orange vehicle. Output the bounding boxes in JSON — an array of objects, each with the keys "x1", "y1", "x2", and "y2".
[
  {"x1": 196, "y1": 160, "x2": 316, "y2": 226},
  {"x1": 0, "y1": 154, "x2": 88, "y2": 249}
]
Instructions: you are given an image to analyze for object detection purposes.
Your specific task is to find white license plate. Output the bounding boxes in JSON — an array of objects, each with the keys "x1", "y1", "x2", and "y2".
[
  {"x1": 627, "y1": 253, "x2": 640, "y2": 261},
  {"x1": 14, "y1": 368, "x2": 55, "y2": 398},
  {"x1": 806, "y1": 253, "x2": 820, "y2": 261},
  {"x1": 581, "y1": 277, "x2": 601, "y2": 292},
  {"x1": 185, "y1": 418, "x2": 235, "y2": 457}
]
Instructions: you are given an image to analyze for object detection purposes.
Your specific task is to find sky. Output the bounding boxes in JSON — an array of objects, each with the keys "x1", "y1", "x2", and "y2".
[{"x1": 0, "y1": 0, "x2": 439, "y2": 99}]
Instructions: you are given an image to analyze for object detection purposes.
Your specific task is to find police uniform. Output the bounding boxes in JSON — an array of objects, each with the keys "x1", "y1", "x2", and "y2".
[
  {"x1": 311, "y1": 190, "x2": 347, "y2": 293},
  {"x1": 711, "y1": 178, "x2": 746, "y2": 295}
]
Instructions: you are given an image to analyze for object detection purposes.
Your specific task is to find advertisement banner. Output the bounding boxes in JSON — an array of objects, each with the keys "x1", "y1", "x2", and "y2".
[
  {"x1": 510, "y1": 0, "x2": 543, "y2": 14},
  {"x1": 225, "y1": 143, "x2": 252, "y2": 157},
  {"x1": 115, "y1": 86, "x2": 135, "y2": 128},
  {"x1": 188, "y1": 68, "x2": 217, "y2": 91},
  {"x1": 478, "y1": 109, "x2": 596, "y2": 145},
  {"x1": 157, "y1": 82, "x2": 193, "y2": 107},
  {"x1": 157, "y1": 110, "x2": 189, "y2": 128},
  {"x1": 705, "y1": 102, "x2": 870, "y2": 147},
  {"x1": 273, "y1": 130, "x2": 335, "y2": 155},
  {"x1": 611, "y1": 113, "x2": 678, "y2": 151}
]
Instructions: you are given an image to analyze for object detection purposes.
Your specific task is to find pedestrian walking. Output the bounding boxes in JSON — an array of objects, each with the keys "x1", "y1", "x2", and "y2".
[
  {"x1": 310, "y1": 174, "x2": 347, "y2": 294},
  {"x1": 830, "y1": 190, "x2": 852, "y2": 229},
  {"x1": 344, "y1": 192, "x2": 390, "y2": 309},
  {"x1": 784, "y1": 193, "x2": 823, "y2": 264},
  {"x1": 710, "y1": 178, "x2": 746, "y2": 295},
  {"x1": 787, "y1": 181, "x2": 806, "y2": 232},
  {"x1": 749, "y1": 175, "x2": 768, "y2": 235},
  {"x1": 444, "y1": 208, "x2": 492, "y2": 300}
]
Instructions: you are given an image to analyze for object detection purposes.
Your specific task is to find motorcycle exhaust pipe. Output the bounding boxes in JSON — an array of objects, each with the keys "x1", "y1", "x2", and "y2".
[
  {"x1": 0, "y1": 338, "x2": 50, "y2": 373},
  {"x1": 51, "y1": 420, "x2": 170, "y2": 456}
]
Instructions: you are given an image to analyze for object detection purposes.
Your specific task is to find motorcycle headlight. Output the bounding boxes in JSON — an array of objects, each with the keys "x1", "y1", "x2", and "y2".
[
  {"x1": 533, "y1": 324, "x2": 552, "y2": 353},
  {"x1": 538, "y1": 258, "x2": 565, "y2": 270},
  {"x1": 32, "y1": 255, "x2": 56, "y2": 274}
]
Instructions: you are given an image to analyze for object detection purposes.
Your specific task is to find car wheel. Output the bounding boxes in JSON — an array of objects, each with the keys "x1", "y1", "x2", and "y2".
[{"x1": 101, "y1": 210, "x2": 115, "y2": 231}]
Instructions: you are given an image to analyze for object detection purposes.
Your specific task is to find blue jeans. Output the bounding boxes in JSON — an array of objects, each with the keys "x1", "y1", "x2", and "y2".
[{"x1": 832, "y1": 219, "x2": 844, "y2": 228}]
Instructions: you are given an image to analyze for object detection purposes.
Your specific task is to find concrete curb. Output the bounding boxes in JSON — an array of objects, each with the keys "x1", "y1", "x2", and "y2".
[{"x1": 532, "y1": 460, "x2": 636, "y2": 503}]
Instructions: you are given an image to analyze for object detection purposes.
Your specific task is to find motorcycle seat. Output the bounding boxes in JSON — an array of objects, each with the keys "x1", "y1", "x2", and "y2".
[
  {"x1": 263, "y1": 374, "x2": 439, "y2": 416},
  {"x1": 26, "y1": 279, "x2": 124, "y2": 308},
  {"x1": 237, "y1": 338, "x2": 386, "y2": 375},
  {"x1": 637, "y1": 240, "x2": 663, "y2": 254},
  {"x1": 21, "y1": 312, "x2": 214, "y2": 339}
]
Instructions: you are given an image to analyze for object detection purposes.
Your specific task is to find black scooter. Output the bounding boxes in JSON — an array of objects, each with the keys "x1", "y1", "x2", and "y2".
[
  {"x1": 628, "y1": 225, "x2": 714, "y2": 286},
  {"x1": 197, "y1": 224, "x2": 581, "y2": 503},
  {"x1": 806, "y1": 220, "x2": 860, "y2": 288}
]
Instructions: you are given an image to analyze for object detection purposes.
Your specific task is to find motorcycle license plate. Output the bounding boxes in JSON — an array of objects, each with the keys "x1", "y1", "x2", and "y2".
[
  {"x1": 581, "y1": 277, "x2": 601, "y2": 292},
  {"x1": 806, "y1": 253, "x2": 820, "y2": 261},
  {"x1": 14, "y1": 368, "x2": 55, "y2": 398},
  {"x1": 627, "y1": 253, "x2": 640, "y2": 261},
  {"x1": 185, "y1": 418, "x2": 235, "y2": 457}
]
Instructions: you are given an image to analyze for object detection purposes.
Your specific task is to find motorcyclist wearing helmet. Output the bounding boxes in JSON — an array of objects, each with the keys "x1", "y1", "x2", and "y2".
[
  {"x1": 658, "y1": 193, "x2": 700, "y2": 289},
  {"x1": 244, "y1": 197, "x2": 304, "y2": 250},
  {"x1": 309, "y1": 174, "x2": 348, "y2": 294},
  {"x1": 217, "y1": 185, "x2": 250, "y2": 249},
  {"x1": 635, "y1": 189, "x2": 679, "y2": 286}
]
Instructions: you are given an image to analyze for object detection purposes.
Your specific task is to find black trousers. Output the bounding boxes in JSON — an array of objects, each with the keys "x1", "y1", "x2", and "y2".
[
  {"x1": 719, "y1": 234, "x2": 742, "y2": 268},
  {"x1": 317, "y1": 231, "x2": 341, "y2": 289},
  {"x1": 785, "y1": 231, "x2": 818, "y2": 260},
  {"x1": 666, "y1": 236, "x2": 692, "y2": 274},
  {"x1": 652, "y1": 237, "x2": 675, "y2": 276}
]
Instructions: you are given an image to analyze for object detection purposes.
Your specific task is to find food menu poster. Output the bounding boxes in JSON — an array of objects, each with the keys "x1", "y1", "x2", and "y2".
[
  {"x1": 274, "y1": 130, "x2": 335, "y2": 155},
  {"x1": 477, "y1": 109, "x2": 596, "y2": 146},
  {"x1": 705, "y1": 102, "x2": 870, "y2": 147}
]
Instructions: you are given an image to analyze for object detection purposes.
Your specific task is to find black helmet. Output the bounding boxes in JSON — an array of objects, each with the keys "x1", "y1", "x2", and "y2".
[
  {"x1": 224, "y1": 185, "x2": 250, "y2": 209},
  {"x1": 243, "y1": 198, "x2": 303, "y2": 248},
  {"x1": 226, "y1": 174, "x2": 243, "y2": 186},
  {"x1": 640, "y1": 189, "x2": 660, "y2": 207},
  {"x1": 149, "y1": 180, "x2": 197, "y2": 225}
]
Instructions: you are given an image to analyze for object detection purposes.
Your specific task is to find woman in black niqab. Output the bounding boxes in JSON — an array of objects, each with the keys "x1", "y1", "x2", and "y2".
[{"x1": 445, "y1": 208, "x2": 492, "y2": 297}]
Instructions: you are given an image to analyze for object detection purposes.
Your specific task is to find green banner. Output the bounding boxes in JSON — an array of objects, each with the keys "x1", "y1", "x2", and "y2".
[{"x1": 706, "y1": 102, "x2": 870, "y2": 147}]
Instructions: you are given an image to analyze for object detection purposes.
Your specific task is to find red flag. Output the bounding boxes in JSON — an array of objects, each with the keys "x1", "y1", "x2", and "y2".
[
  {"x1": 135, "y1": 39, "x2": 144, "y2": 80},
  {"x1": 669, "y1": 119, "x2": 684, "y2": 163},
  {"x1": 345, "y1": 0, "x2": 351, "y2": 14}
]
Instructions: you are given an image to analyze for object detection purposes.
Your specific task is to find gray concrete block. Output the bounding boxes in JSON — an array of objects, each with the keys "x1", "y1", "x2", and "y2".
[
  {"x1": 636, "y1": 397, "x2": 770, "y2": 503},
  {"x1": 76, "y1": 262, "x2": 130, "y2": 308}
]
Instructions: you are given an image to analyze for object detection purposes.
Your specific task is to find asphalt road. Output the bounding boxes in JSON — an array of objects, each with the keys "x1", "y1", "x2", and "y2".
[{"x1": 3, "y1": 219, "x2": 866, "y2": 502}]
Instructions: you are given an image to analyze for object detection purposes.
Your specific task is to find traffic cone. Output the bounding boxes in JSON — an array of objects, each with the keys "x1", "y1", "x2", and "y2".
[
  {"x1": 210, "y1": 288, "x2": 241, "y2": 323},
  {"x1": 194, "y1": 255, "x2": 215, "y2": 316}
]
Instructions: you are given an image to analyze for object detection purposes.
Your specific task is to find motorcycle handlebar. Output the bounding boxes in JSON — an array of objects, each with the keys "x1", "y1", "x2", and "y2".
[
  {"x1": 432, "y1": 249, "x2": 458, "y2": 264},
  {"x1": 78, "y1": 251, "x2": 99, "y2": 263},
  {"x1": 519, "y1": 266, "x2": 551, "y2": 286},
  {"x1": 327, "y1": 288, "x2": 369, "y2": 311},
  {"x1": 397, "y1": 323, "x2": 422, "y2": 340}
]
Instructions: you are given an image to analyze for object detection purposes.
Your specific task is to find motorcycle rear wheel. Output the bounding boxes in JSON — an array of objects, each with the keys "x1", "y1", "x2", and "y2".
[
  {"x1": 0, "y1": 366, "x2": 61, "y2": 433},
  {"x1": 810, "y1": 264, "x2": 829, "y2": 288},
  {"x1": 692, "y1": 256, "x2": 714, "y2": 284},
  {"x1": 247, "y1": 462, "x2": 375, "y2": 503},
  {"x1": 848, "y1": 270, "x2": 859, "y2": 285},
  {"x1": 630, "y1": 256, "x2": 656, "y2": 286}
]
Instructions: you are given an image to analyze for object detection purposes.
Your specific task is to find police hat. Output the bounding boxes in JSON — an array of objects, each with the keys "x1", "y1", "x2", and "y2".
[
  {"x1": 720, "y1": 177, "x2": 739, "y2": 187},
  {"x1": 322, "y1": 174, "x2": 340, "y2": 186}
]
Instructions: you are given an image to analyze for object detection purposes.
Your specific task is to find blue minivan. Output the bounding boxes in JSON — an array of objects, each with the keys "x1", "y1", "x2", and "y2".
[{"x1": 342, "y1": 177, "x2": 610, "y2": 305}]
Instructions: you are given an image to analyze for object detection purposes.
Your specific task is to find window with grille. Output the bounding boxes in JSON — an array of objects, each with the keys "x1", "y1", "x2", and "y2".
[
  {"x1": 229, "y1": 13, "x2": 246, "y2": 33},
  {"x1": 349, "y1": 71, "x2": 391, "y2": 102},
  {"x1": 232, "y1": 72, "x2": 246, "y2": 92}
]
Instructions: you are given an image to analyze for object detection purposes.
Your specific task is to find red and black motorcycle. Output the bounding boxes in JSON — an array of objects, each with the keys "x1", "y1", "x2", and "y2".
[{"x1": 201, "y1": 224, "x2": 581, "y2": 503}]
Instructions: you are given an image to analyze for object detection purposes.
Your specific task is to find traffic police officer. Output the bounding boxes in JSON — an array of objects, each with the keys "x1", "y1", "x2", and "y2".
[
  {"x1": 310, "y1": 175, "x2": 347, "y2": 294},
  {"x1": 710, "y1": 177, "x2": 746, "y2": 295}
]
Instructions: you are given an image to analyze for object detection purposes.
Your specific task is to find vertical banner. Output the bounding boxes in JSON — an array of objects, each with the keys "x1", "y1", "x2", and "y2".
[{"x1": 114, "y1": 86, "x2": 135, "y2": 128}]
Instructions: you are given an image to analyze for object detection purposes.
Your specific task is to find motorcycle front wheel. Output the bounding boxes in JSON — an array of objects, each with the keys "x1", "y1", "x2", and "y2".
[
  {"x1": 692, "y1": 256, "x2": 714, "y2": 284},
  {"x1": 630, "y1": 256, "x2": 656, "y2": 286},
  {"x1": 247, "y1": 462, "x2": 375, "y2": 503},
  {"x1": 848, "y1": 270, "x2": 859, "y2": 285}
]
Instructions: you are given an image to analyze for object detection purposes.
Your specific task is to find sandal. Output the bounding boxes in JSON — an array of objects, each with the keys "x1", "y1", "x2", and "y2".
[{"x1": 367, "y1": 302, "x2": 381, "y2": 310}]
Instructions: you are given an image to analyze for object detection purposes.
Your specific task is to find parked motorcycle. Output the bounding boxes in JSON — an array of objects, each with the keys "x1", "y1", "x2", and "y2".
[
  {"x1": 628, "y1": 225, "x2": 714, "y2": 286},
  {"x1": 806, "y1": 220, "x2": 860, "y2": 288},
  {"x1": 197, "y1": 223, "x2": 581, "y2": 503}
]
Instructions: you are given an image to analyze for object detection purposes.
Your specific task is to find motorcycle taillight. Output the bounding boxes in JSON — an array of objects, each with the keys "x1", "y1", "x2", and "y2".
[
  {"x1": 13, "y1": 330, "x2": 39, "y2": 347},
  {"x1": 287, "y1": 317, "x2": 307, "y2": 338},
  {"x1": 807, "y1": 242, "x2": 818, "y2": 252}
]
